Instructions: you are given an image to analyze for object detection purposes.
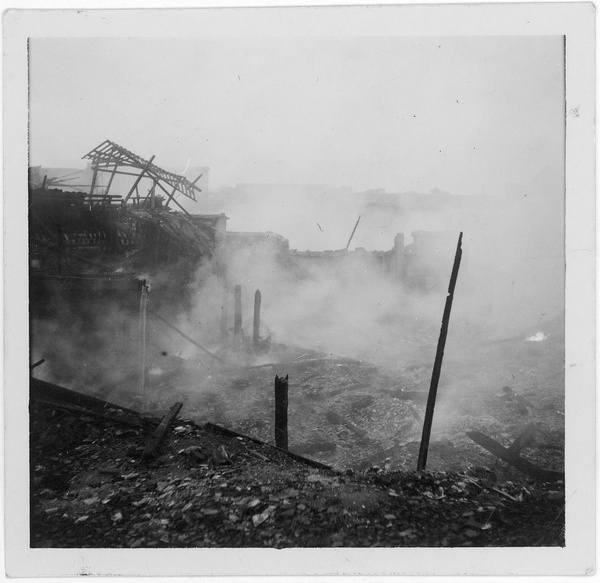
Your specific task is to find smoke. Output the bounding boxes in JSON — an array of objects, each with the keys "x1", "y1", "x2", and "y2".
[{"x1": 30, "y1": 165, "x2": 564, "y2": 441}]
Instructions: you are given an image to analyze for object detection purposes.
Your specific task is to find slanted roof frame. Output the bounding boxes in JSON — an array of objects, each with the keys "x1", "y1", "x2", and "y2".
[{"x1": 82, "y1": 139, "x2": 201, "y2": 203}]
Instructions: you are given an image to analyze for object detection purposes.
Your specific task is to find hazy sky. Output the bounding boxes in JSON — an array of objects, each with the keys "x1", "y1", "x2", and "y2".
[{"x1": 29, "y1": 36, "x2": 564, "y2": 196}]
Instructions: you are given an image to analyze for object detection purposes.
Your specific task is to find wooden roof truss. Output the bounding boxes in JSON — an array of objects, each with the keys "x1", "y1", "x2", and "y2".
[{"x1": 82, "y1": 140, "x2": 202, "y2": 215}]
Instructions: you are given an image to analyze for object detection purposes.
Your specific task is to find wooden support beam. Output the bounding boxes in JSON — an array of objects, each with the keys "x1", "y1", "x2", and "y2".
[
  {"x1": 88, "y1": 163, "x2": 99, "y2": 196},
  {"x1": 104, "y1": 163, "x2": 118, "y2": 195},
  {"x1": 154, "y1": 180, "x2": 191, "y2": 215},
  {"x1": 417, "y1": 232, "x2": 463, "y2": 471},
  {"x1": 124, "y1": 155, "x2": 155, "y2": 203},
  {"x1": 164, "y1": 184, "x2": 178, "y2": 208},
  {"x1": 274, "y1": 375, "x2": 289, "y2": 450},
  {"x1": 141, "y1": 402, "x2": 183, "y2": 460},
  {"x1": 234, "y1": 284, "x2": 242, "y2": 337},
  {"x1": 253, "y1": 289, "x2": 261, "y2": 347},
  {"x1": 466, "y1": 430, "x2": 564, "y2": 482}
]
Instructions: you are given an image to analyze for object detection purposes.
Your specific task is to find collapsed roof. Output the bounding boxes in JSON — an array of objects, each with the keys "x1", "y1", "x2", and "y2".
[{"x1": 82, "y1": 140, "x2": 203, "y2": 213}]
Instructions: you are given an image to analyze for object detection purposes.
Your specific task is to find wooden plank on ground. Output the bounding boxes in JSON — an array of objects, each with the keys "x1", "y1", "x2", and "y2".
[
  {"x1": 30, "y1": 377, "x2": 141, "y2": 416},
  {"x1": 32, "y1": 397, "x2": 145, "y2": 428},
  {"x1": 141, "y1": 402, "x2": 183, "y2": 460},
  {"x1": 466, "y1": 430, "x2": 564, "y2": 482}
]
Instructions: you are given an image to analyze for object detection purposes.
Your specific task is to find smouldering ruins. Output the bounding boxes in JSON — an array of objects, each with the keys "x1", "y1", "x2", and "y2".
[{"x1": 30, "y1": 140, "x2": 565, "y2": 476}]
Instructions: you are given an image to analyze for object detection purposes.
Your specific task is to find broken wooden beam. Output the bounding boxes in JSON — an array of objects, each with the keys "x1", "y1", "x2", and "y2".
[
  {"x1": 466, "y1": 430, "x2": 564, "y2": 482},
  {"x1": 30, "y1": 377, "x2": 141, "y2": 416},
  {"x1": 141, "y1": 402, "x2": 183, "y2": 460},
  {"x1": 275, "y1": 375, "x2": 289, "y2": 450},
  {"x1": 32, "y1": 397, "x2": 145, "y2": 428},
  {"x1": 417, "y1": 231, "x2": 463, "y2": 471},
  {"x1": 123, "y1": 155, "x2": 156, "y2": 203}
]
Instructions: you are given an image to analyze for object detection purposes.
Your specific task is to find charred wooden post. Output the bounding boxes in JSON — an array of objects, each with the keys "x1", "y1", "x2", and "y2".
[
  {"x1": 141, "y1": 402, "x2": 183, "y2": 460},
  {"x1": 275, "y1": 375, "x2": 289, "y2": 450},
  {"x1": 417, "y1": 232, "x2": 463, "y2": 471},
  {"x1": 138, "y1": 281, "x2": 150, "y2": 407},
  {"x1": 234, "y1": 284, "x2": 242, "y2": 337},
  {"x1": 253, "y1": 289, "x2": 262, "y2": 347},
  {"x1": 220, "y1": 284, "x2": 228, "y2": 339}
]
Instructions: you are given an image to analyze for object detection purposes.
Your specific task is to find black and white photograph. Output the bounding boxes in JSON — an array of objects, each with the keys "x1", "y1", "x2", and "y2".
[{"x1": 4, "y1": 3, "x2": 595, "y2": 577}]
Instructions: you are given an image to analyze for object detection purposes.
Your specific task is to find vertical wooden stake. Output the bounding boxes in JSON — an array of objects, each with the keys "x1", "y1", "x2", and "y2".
[
  {"x1": 234, "y1": 284, "x2": 242, "y2": 337},
  {"x1": 417, "y1": 232, "x2": 463, "y2": 471},
  {"x1": 253, "y1": 289, "x2": 262, "y2": 347},
  {"x1": 220, "y1": 283, "x2": 228, "y2": 339},
  {"x1": 275, "y1": 375, "x2": 289, "y2": 450},
  {"x1": 138, "y1": 281, "x2": 150, "y2": 409}
]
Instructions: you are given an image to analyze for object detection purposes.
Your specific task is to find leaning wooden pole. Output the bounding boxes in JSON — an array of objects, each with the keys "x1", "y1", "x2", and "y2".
[
  {"x1": 138, "y1": 281, "x2": 150, "y2": 409},
  {"x1": 417, "y1": 232, "x2": 463, "y2": 471},
  {"x1": 345, "y1": 216, "x2": 361, "y2": 251},
  {"x1": 141, "y1": 402, "x2": 183, "y2": 460},
  {"x1": 234, "y1": 284, "x2": 242, "y2": 337},
  {"x1": 124, "y1": 155, "x2": 156, "y2": 204},
  {"x1": 275, "y1": 375, "x2": 289, "y2": 450},
  {"x1": 253, "y1": 289, "x2": 262, "y2": 347}
]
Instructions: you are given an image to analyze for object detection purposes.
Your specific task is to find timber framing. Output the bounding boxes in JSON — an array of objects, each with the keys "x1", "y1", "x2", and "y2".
[{"x1": 82, "y1": 140, "x2": 202, "y2": 213}]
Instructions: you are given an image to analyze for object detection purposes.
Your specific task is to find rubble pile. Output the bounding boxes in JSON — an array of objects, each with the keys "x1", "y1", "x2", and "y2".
[
  {"x1": 30, "y1": 398, "x2": 565, "y2": 548},
  {"x1": 137, "y1": 318, "x2": 564, "y2": 479}
]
